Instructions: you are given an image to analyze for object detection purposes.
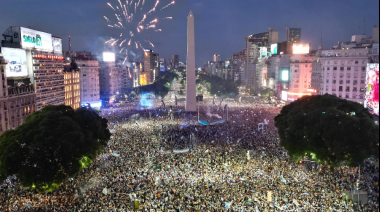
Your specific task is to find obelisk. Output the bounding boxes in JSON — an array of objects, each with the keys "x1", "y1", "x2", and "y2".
[{"x1": 186, "y1": 10, "x2": 196, "y2": 112}]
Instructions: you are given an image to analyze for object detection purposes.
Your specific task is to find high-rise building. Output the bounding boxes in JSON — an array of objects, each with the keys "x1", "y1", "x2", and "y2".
[
  {"x1": 77, "y1": 59, "x2": 101, "y2": 108},
  {"x1": 172, "y1": 55, "x2": 179, "y2": 68},
  {"x1": 373, "y1": 25, "x2": 379, "y2": 43},
  {"x1": 286, "y1": 28, "x2": 302, "y2": 45},
  {"x1": 32, "y1": 51, "x2": 65, "y2": 110},
  {"x1": 1, "y1": 26, "x2": 65, "y2": 111},
  {"x1": 311, "y1": 43, "x2": 323, "y2": 94},
  {"x1": 64, "y1": 61, "x2": 81, "y2": 110},
  {"x1": 213, "y1": 54, "x2": 221, "y2": 62},
  {"x1": 317, "y1": 48, "x2": 370, "y2": 103},
  {"x1": 143, "y1": 49, "x2": 159, "y2": 84},
  {"x1": 287, "y1": 54, "x2": 315, "y2": 100},
  {"x1": 245, "y1": 29, "x2": 278, "y2": 89},
  {"x1": 0, "y1": 55, "x2": 36, "y2": 135},
  {"x1": 132, "y1": 62, "x2": 142, "y2": 88},
  {"x1": 99, "y1": 65, "x2": 127, "y2": 97}
]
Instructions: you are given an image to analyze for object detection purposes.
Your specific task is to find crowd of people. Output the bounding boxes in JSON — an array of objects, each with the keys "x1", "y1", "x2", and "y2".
[{"x1": 0, "y1": 97, "x2": 378, "y2": 211}]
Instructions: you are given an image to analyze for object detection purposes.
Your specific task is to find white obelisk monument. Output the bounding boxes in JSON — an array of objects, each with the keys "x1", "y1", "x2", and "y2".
[{"x1": 186, "y1": 10, "x2": 197, "y2": 112}]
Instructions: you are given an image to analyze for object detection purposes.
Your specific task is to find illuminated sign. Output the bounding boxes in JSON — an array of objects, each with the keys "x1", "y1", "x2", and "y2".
[
  {"x1": 260, "y1": 47, "x2": 268, "y2": 57},
  {"x1": 20, "y1": 27, "x2": 53, "y2": 52},
  {"x1": 33, "y1": 54, "x2": 64, "y2": 60},
  {"x1": 52, "y1": 37, "x2": 62, "y2": 55},
  {"x1": 2, "y1": 47, "x2": 28, "y2": 77},
  {"x1": 271, "y1": 43, "x2": 278, "y2": 55},
  {"x1": 140, "y1": 73, "x2": 148, "y2": 86},
  {"x1": 281, "y1": 70, "x2": 289, "y2": 81},
  {"x1": 293, "y1": 43, "x2": 310, "y2": 55},
  {"x1": 282, "y1": 91, "x2": 288, "y2": 101},
  {"x1": 364, "y1": 64, "x2": 379, "y2": 115},
  {"x1": 103, "y1": 52, "x2": 115, "y2": 62},
  {"x1": 160, "y1": 64, "x2": 165, "y2": 72}
]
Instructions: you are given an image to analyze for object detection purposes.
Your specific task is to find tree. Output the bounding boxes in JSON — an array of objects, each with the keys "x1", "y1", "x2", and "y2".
[
  {"x1": 275, "y1": 94, "x2": 379, "y2": 169},
  {"x1": 261, "y1": 88, "x2": 274, "y2": 97},
  {"x1": 0, "y1": 105, "x2": 111, "y2": 192},
  {"x1": 197, "y1": 74, "x2": 239, "y2": 97}
]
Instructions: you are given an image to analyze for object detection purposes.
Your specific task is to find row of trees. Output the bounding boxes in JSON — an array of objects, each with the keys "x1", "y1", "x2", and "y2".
[{"x1": 197, "y1": 74, "x2": 239, "y2": 97}]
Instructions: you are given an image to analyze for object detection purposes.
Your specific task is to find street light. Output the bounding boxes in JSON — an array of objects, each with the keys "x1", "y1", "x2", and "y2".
[{"x1": 353, "y1": 162, "x2": 361, "y2": 205}]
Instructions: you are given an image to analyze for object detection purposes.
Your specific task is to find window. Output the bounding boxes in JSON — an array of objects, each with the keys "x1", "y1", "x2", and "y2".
[
  {"x1": 340, "y1": 67, "x2": 344, "y2": 71},
  {"x1": 333, "y1": 80, "x2": 337, "y2": 84},
  {"x1": 353, "y1": 87, "x2": 357, "y2": 92},
  {"x1": 346, "y1": 80, "x2": 350, "y2": 84},
  {"x1": 345, "y1": 94, "x2": 350, "y2": 98},
  {"x1": 353, "y1": 80, "x2": 358, "y2": 85},
  {"x1": 346, "y1": 86, "x2": 350, "y2": 92},
  {"x1": 362, "y1": 67, "x2": 366, "y2": 71},
  {"x1": 347, "y1": 67, "x2": 351, "y2": 71},
  {"x1": 355, "y1": 61, "x2": 359, "y2": 64},
  {"x1": 360, "y1": 88, "x2": 365, "y2": 92},
  {"x1": 339, "y1": 86, "x2": 343, "y2": 92},
  {"x1": 361, "y1": 80, "x2": 365, "y2": 84},
  {"x1": 333, "y1": 67, "x2": 338, "y2": 70},
  {"x1": 339, "y1": 80, "x2": 344, "y2": 84}
]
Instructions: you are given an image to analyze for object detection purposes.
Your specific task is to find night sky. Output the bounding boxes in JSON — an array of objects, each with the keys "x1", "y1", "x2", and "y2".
[{"x1": 0, "y1": 0, "x2": 379, "y2": 66}]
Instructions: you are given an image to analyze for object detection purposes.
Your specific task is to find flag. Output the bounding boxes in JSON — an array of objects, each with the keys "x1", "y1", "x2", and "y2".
[
  {"x1": 199, "y1": 120, "x2": 210, "y2": 125},
  {"x1": 225, "y1": 201, "x2": 233, "y2": 210},
  {"x1": 173, "y1": 148, "x2": 190, "y2": 154}
]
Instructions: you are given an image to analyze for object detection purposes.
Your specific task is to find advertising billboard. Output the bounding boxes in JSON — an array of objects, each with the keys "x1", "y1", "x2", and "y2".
[
  {"x1": 52, "y1": 37, "x2": 62, "y2": 54},
  {"x1": 293, "y1": 43, "x2": 310, "y2": 54},
  {"x1": 1, "y1": 47, "x2": 28, "y2": 77},
  {"x1": 160, "y1": 64, "x2": 165, "y2": 72},
  {"x1": 260, "y1": 47, "x2": 268, "y2": 58},
  {"x1": 364, "y1": 64, "x2": 379, "y2": 116},
  {"x1": 271, "y1": 43, "x2": 278, "y2": 55},
  {"x1": 103, "y1": 52, "x2": 115, "y2": 62},
  {"x1": 281, "y1": 91, "x2": 288, "y2": 101},
  {"x1": 281, "y1": 70, "x2": 289, "y2": 81},
  {"x1": 20, "y1": 27, "x2": 53, "y2": 52}
]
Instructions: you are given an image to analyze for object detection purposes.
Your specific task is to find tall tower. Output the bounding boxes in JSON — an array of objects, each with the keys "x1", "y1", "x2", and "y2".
[{"x1": 186, "y1": 10, "x2": 196, "y2": 111}]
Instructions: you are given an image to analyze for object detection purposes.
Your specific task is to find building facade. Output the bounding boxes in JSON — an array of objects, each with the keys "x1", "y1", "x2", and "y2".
[
  {"x1": 143, "y1": 50, "x2": 159, "y2": 85},
  {"x1": 286, "y1": 28, "x2": 302, "y2": 45},
  {"x1": 0, "y1": 56, "x2": 36, "y2": 134},
  {"x1": 64, "y1": 64, "x2": 81, "y2": 110},
  {"x1": 288, "y1": 55, "x2": 315, "y2": 100},
  {"x1": 318, "y1": 48, "x2": 370, "y2": 103},
  {"x1": 77, "y1": 60, "x2": 101, "y2": 107},
  {"x1": 31, "y1": 52, "x2": 65, "y2": 110}
]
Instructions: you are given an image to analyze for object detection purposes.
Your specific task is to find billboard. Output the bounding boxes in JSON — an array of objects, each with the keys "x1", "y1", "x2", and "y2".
[
  {"x1": 160, "y1": 64, "x2": 165, "y2": 72},
  {"x1": 293, "y1": 43, "x2": 310, "y2": 54},
  {"x1": 20, "y1": 27, "x2": 53, "y2": 52},
  {"x1": 282, "y1": 91, "x2": 288, "y2": 101},
  {"x1": 364, "y1": 64, "x2": 379, "y2": 116},
  {"x1": 52, "y1": 37, "x2": 62, "y2": 54},
  {"x1": 260, "y1": 47, "x2": 268, "y2": 57},
  {"x1": 1, "y1": 47, "x2": 28, "y2": 77},
  {"x1": 271, "y1": 43, "x2": 278, "y2": 55},
  {"x1": 103, "y1": 52, "x2": 115, "y2": 62},
  {"x1": 281, "y1": 70, "x2": 289, "y2": 81}
]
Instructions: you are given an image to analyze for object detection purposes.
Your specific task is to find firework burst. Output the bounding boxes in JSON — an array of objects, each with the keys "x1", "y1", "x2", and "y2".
[{"x1": 104, "y1": 0, "x2": 175, "y2": 61}]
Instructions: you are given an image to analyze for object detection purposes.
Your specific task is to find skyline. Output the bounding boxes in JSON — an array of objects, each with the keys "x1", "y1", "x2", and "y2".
[{"x1": 0, "y1": 0, "x2": 379, "y2": 66}]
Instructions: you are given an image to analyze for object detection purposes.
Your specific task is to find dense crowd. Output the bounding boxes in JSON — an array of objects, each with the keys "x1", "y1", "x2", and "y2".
[{"x1": 0, "y1": 98, "x2": 378, "y2": 211}]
